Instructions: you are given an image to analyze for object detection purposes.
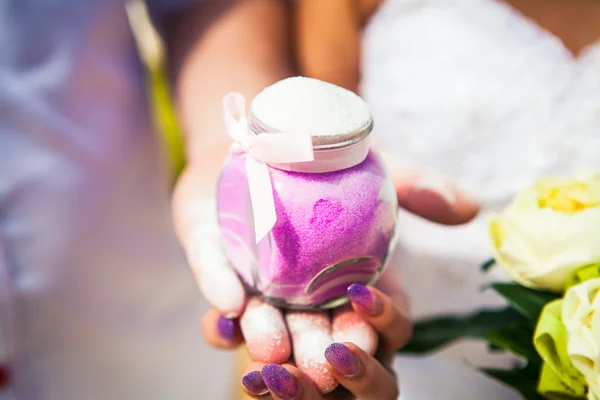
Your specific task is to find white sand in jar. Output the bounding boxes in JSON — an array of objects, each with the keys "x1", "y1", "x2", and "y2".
[{"x1": 251, "y1": 76, "x2": 371, "y2": 145}]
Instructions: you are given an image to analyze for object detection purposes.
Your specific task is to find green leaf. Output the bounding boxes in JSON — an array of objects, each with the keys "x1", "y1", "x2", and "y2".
[
  {"x1": 481, "y1": 258, "x2": 496, "y2": 272},
  {"x1": 480, "y1": 366, "x2": 546, "y2": 400},
  {"x1": 399, "y1": 307, "x2": 527, "y2": 354},
  {"x1": 491, "y1": 283, "x2": 561, "y2": 322},
  {"x1": 484, "y1": 325, "x2": 540, "y2": 361},
  {"x1": 488, "y1": 342, "x2": 505, "y2": 352}
]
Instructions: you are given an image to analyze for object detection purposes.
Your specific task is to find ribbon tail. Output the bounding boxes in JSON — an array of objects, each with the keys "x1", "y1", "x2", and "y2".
[{"x1": 245, "y1": 157, "x2": 277, "y2": 243}]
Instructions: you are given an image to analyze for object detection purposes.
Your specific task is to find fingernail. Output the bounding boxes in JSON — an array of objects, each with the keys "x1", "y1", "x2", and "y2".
[
  {"x1": 217, "y1": 316, "x2": 236, "y2": 341},
  {"x1": 241, "y1": 371, "x2": 268, "y2": 396},
  {"x1": 347, "y1": 284, "x2": 382, "y2": 316},
  {"x1": 325, "y1": 343, "x2": 363, "y2": 379},
  {"x1": 262, "y1": 364, "x2": 301, "y2": 400}
]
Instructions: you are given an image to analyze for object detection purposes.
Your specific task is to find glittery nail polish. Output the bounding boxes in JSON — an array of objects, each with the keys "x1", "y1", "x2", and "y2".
[
  {"x1": 217, "y1": 316, "x2": 235, "y2": 341},
  {"x1": 262, "y1": 364, "x2": 300, "y2": 400},
  {"x1": 241, "y1": 371, "x2": 268, "y2": 396},
  {"x1": 325, "y1": 343, "x2": 363, "y2": 378},
  {"x1": 347, "y1": 283, "x2": 382, "y2": 315}
]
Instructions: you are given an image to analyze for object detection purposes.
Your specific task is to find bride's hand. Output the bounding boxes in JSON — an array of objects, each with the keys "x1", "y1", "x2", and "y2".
[
  {"x1": 242, "y1": 343, "x2": 396, "y2": 400},
  {"x1": 239, "y1": 275, "x2": 411, "y2": 399},
  {"x1": 176, "y1": 159, "x2": 479, "y2": 394}
]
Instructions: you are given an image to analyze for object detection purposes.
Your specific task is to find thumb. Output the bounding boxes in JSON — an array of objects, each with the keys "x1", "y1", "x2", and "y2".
[
  {"x1": 185, "y1": 225, "x2": 247, "y2": 318},
  {"x1": 380, "y1": 151, "x2": 480, "y2": 225},
  {"x1": 172, "y1": 164, "x2": 247, "y2": 318}
]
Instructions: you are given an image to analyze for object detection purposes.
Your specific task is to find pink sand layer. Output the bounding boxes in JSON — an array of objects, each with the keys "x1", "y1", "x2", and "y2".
[{"x1": 217, "y1": 151, "x2": 396, "y2": 307}]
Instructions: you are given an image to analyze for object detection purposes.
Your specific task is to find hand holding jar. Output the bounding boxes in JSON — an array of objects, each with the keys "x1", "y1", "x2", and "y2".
[{"x1": 176, "y1": 77, "x2": 479, "y2": 397}]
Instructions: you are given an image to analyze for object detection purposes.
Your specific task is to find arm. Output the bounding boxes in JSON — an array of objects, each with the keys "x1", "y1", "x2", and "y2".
[
  {"x1": 161, "y1": 0, "x2": 294, "y2": 247},
  {"x1": 294, "y1": 0, "x2": 382, "y2": 93},
  {"x1": 294, "y1": 0, "x2": 478, "y2": 224}
]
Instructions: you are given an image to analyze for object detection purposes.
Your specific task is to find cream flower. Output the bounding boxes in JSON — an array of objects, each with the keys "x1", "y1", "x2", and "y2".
[
  {"x1": 489, "y1": 173, "x2": 600, "y2": 292},
  {"x1": 562, "y1": 278, "x2": 600, "y2": 400}
]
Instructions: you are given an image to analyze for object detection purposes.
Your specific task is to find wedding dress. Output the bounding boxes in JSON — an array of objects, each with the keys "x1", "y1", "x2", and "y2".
[{"x1": 361, "y1": 0, "x2": 600, "y2": 398}]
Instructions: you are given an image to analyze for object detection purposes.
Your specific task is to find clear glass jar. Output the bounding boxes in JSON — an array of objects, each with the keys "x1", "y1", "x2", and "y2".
[{"x1": 217, "y1": 78, "x2": 397, "y2": 309}]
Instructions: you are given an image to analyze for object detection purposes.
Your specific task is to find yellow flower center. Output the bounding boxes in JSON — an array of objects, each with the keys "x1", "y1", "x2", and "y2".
[{"x1": 537, "y1": 181, "x2": 600, "y2": 212}]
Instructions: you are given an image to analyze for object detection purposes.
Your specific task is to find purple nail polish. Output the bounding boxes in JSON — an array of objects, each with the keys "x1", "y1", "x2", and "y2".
[
  {"x1": 347, "y1": 283, "x2": 381, "y2": 315},
  {"x1": 262, "y1": 364, "x2": 300, "y2": 400},
  {"x1": 325, "y1": 343, "x2": 363, "y2": 378},
  {"x1": 242, "y1": 371, "x2": 268, "y2": 396},
  {"x1": 217, "y1": 316, "x2": 235, "y2": 341}
]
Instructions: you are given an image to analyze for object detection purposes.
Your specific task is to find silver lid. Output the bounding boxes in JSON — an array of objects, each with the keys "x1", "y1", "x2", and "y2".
[
  {"x1": 249, "y1": 114, "x2": 373, "y2": 150},
  {"x1": 250, "y1": 77, "x2": 374, "y2": 151}
]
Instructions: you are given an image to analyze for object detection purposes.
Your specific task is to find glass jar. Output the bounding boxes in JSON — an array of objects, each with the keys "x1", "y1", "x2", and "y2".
[{"x1": 217, "y1": 78, "x2": 397, "y2": 309}]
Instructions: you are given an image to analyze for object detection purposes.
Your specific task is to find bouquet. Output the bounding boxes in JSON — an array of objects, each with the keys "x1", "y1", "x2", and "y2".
[{"x1": 399, "y1": 173, "x2": 600, "y2": 400}]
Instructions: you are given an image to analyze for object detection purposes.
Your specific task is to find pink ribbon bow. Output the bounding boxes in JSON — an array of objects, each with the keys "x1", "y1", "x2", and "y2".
[{"x1": 223, "y1": 93, "x2": 315, "y2": 243}]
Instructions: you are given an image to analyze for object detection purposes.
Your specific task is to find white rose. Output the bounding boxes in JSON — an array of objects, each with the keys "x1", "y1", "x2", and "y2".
[
  {"x1": 562, "y1": 278, "x2": 600, "y2": 400},
  {"x1": 489, "y1": 173, "x2": 600, "y2": 292}
]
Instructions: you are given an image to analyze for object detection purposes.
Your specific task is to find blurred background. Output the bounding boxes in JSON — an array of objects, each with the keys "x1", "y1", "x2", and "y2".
[
  {"x1": 126, "y1": 0, "x2": 186, "y2": 181},
  {"x1": 127, "y1": 1, "x2": 238, "y2": 398},
  {"x1": 2, "y1": 0, "x2": 599, "y2": 399}
]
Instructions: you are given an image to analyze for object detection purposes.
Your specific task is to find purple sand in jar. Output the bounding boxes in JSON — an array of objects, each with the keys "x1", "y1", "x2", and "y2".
[
  {"x1": 217, "y1": 77, "x2": 398, "y2": 309},
  {"x1": 218, "y1": 152, "x2": 396, "y2": 307}
]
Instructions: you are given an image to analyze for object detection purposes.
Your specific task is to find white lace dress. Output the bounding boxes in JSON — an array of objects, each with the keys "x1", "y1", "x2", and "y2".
[{"x1": 361, "y1": 0, "x2": 600, "y2": 398}]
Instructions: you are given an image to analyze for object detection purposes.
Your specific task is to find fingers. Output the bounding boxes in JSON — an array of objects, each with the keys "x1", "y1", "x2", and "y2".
[
  {"x1": 240, "y1": 298, "x2": 292, "y2": 364},
  {"x1": 347, "y1": 283, "x2": 412, "y2": 353},
  {"x1": 185, "y1": 226, "x2": 247, "y2": 317},
  {"x1": 285, "y1": 311, "x2": 338, "y2": 394},
  {"x1": 331, "y1": 306, "x2": 378, "y2": 356},
  {"x1": 201, "y1": 308, "x2": 244, "y2": 349},
  {"x1": 325, "y1": 342, "x2": 399, "y2": 400},
  {"x1": 240, "y1": 362, "x2": 270, "y2": 398},
  {"x1": 241, "y1": 348, "x2": 398, "y2": 400},
  {"x1": 262, "y1": 364, "x2": 323, "y2": 400},
  {"x1": 172, "y1": 166, "x2": 248, "y2": 318},
  {"x1": 395, "y1": 173, "x2": 478, "y2": 225},
  {"x1": 242, "y1": 363, "x2": 323, "y2": 400},
  {"x1": 379, "y1": 151, "x2": 479, "y2": 225}
]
